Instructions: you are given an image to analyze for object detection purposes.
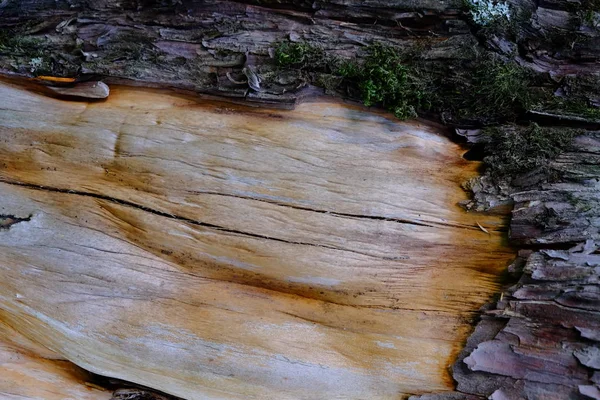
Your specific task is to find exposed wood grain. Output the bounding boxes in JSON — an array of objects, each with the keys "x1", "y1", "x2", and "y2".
[
  {"x1": 0, "y1": 320, "x2": 111, "y2": 400},
  {"x1": 0, "y1": 81, "x2": 514, "y2": 398},
  {"x1": 0, "y1": 0, "x2": 597, "y2": 397},
  {"x1": 412, "y1": 129, "x2": 600, "y2": 400}
]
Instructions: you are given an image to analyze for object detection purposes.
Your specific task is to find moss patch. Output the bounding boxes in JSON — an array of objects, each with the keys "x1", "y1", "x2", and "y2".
[
  {"x1": 482, "y1": 123, "x2": 577, "y2": 179},
  {"x1": 533, "y1": 75, "x2": 600, "y2": 121},
  {"x1": 470, "y1": 58, "x2": 532, "y2": 115},
  {"x1": 336, "y1": 44, "x2": 427, "y2": 119},
  {"x1": 542, "y1": 99, "x2": 600, "y2": 120},
  {"x1": 426, "y1": 55, "x2": 533, "y2": 123},
  {"x1": 0, "y1": 29, "x2": 43, "y2": 57},
  {"x1": 274, "y1": 40, "x2": 536, "y2": 122},
  {"x1": 274, "y1": 42, "x2": 331, "y2": 71}
]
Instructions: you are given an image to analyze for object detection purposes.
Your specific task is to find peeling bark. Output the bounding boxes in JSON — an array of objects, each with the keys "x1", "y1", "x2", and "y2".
[
  {"x1": 0, "y1": 0, "x2": 599, "y2": 399},
  {"x1": 412, "y1": 129, "x2": 600, "y2": 399}
]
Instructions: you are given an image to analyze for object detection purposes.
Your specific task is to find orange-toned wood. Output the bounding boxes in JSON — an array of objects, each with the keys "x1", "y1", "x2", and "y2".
[
  {"x1": 0, "y1": 319, "x2": 111, "y2": 399},
  {"x1": 0, "y1": 81, "x2": 513, "y2": 399}
]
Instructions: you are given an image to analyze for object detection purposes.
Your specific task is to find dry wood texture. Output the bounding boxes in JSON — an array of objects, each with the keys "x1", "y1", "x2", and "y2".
[
  {"x1": 0, "y1": 321, "x2": 111, "y2": 399},
  {"x1": 0, "y1": 80, "x2": 514, "y2": 399},
  {"x1": 413, "y1": 129, "x2": 600, "y2": 400}
]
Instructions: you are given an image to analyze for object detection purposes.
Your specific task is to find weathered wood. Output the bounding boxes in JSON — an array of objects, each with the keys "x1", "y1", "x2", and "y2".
[
  {"x1": 1, "y1": 0, "x2": 599, "y2": 398},
  {"x1": 412, "y1": 128, "x2": 600, "y2": 400},
  {"x1": 0, "y1": 0, "x2": 597, "y2": 125},
  {"x1": 0, "y1": 320, "x2": 111, "y2": 399},
  {"x1": 0, "y1": 81, "x2": 514, "y2": 398}
]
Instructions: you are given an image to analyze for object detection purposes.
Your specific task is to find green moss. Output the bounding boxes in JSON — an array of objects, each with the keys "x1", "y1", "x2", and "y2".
[
  {"x1": 0, "y1": 29, "x2": 43, "y2": 57},
  {"x1": 482, "y1": 123, "x2": 577, "y2": 178},
  {"x1": 471, "y1": 58, "x2": 533, "y2": 116},
  {"x1": 425, "y1": 55, "x2": 533, "y2": 123},
  {"x1": 532, "y1": 75, "x2": 600, "y2": 120},
  {"x1": 274, "y1": 42, "x2": 330, "y2": 70},
  {"x1": 337, "y1": 44, "x2": 427, "y2": 119},
  {"x1": 274, "y1": 42, "x2": 429, "y2": 119},
  {"x1": 274, "y1": 40, "x2": 593, "y2": 124},
  {"x1": 272, "y1": 39, "x2": 539, "y2": 122},
  {"x1": 545, "y1": 99, "x2": 600, "y2": 120}
]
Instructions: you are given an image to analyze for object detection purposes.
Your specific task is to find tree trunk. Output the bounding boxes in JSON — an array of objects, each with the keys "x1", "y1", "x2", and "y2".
[
  {"x1": 0, "y1": 79, "x2": 516, "y2": 399},
  {"x1": 0, "y1": 1, "x2": 599, "y2": 399}
]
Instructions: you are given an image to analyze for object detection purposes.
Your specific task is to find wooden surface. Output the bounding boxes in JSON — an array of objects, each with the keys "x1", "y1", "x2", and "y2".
[
  {"x1": 0, "y1": 320, "x2": 111, "y2": 400},
  {"x1": 0, "y1": 81, "x2": 514, "y2": 399},
  {"x1": 412, "y1": 129, "x2": 600, "y2": 400}
]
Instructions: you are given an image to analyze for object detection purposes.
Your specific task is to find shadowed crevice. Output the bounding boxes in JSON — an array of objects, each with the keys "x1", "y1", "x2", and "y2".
[{"x1": 0, "y1": 214, "x2": 31, "y2": 230}]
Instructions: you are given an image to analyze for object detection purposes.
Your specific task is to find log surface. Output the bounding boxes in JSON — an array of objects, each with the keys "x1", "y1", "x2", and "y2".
[
  {"x1": 412, "y1": 129, "x2": 600, "y2": 400},
  {"x1": 1, "y1": 0, "x2": 599, "y2": 398},
  {"x1": 0, "y1": 81, "x2": 513, "y2": 399},
  {"x1": 0, "y1": 320, "x2": 111, "y2": 400}
]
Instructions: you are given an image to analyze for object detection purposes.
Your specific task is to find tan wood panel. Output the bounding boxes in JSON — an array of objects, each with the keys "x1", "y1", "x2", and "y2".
[{"x1": 0, "y1": 82, "x2": 514, "y2": 399}]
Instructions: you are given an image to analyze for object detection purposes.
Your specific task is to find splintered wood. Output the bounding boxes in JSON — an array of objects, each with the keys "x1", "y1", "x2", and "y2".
[{"x1": 0, "y1": 81, "x2": 513, "y2": 399}]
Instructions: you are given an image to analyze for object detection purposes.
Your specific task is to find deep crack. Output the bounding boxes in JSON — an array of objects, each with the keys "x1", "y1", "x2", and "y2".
[
  {"x1": 0, "y1": 214, "x2": 31, "y2": 230},
  {"x1": 0, "y1": 179, "x2": 404, "y2": 260}
]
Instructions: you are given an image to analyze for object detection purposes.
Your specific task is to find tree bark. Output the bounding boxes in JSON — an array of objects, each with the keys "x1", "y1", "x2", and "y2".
[{"x1": 0, "y1": 0, "x2": 599, "y2": 399}]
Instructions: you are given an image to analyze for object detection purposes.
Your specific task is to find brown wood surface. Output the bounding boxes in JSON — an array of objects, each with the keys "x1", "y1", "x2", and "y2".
[
  {"x1": 1, "y1": 0, "x2": 598, "y2": 398},
  {"x1": 0, "y1": 81, "x2": 514, "y2": 399},
  {"x1": 411, "y1": 128, "x2": 600, "y2": 400},
  {"x1": 0, "y1": 320, "x2": 111, "y2": 399}
]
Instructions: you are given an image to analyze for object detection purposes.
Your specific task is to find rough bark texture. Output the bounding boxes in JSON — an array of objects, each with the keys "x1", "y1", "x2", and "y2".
[
  {"x1": 0, "y1": 0, "x2": 597, "y2": 124},
  {"x1": 0, "y1": 0, "x2": 468, "y2": 110},
  {"x1": 410, "y1": 129, "x2": 600, "y2": 400},
  {"x1": 1, "y1": 0, "x2": 599, "y2": 399}
]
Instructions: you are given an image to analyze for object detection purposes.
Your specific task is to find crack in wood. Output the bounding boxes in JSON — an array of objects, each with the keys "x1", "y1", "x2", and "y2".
[
  {"x1": 186, "y1": 189, "x2": 505, "y2": 232},
  {"x1": 0, "y1": 214, "x2": 31, "y2": 230},
  {"x1": 110, "y1": 388, "x2": 179, "y2": 400},
  {"x1": 0, "y1": 179, "x2": 412, "y2": 261}
]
